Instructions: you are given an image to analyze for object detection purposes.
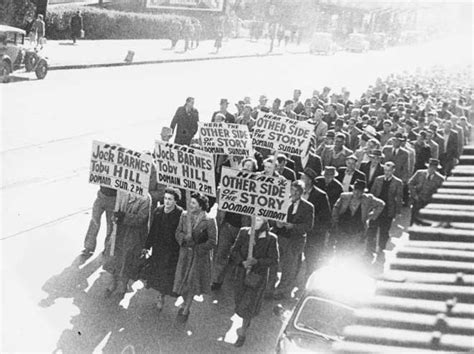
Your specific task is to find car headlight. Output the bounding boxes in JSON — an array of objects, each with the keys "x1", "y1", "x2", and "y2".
[{"x1": 277, "y1": 335, "x2": 315, "y2": 354}]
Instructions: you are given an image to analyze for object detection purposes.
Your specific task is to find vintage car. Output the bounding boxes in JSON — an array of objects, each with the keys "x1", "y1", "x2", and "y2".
[
  {"x1": 0, "y1": 24, "x2": 48, "y2": 82},
  {"x1": 345, "y1": 33, "x2": 370, "y2": 53},
  {"x1": 274, "y1": 263, "x2": 376, "y2": 353},
  {"x1": 309, "y1": 32, "x2": 338, "y2": 55}
]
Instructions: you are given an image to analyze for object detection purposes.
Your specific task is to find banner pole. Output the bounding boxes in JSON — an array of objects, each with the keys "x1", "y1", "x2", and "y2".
[
  {"x1": 247, "y1": 215, "x2": 256, "y2": 273},
  {"x1": 109, "y1": 190, "x2": 125, "y2": 257}
]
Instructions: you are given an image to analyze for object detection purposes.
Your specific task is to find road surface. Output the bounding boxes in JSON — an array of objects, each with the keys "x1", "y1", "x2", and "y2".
[{"x1": 1, "y1": 35, "x2": 471, "y2": 353}]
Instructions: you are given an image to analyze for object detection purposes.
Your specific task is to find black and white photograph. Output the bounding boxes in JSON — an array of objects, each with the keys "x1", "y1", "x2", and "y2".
[{"x1": 1, "y1": 0, "x2": 473, "y2": 352}]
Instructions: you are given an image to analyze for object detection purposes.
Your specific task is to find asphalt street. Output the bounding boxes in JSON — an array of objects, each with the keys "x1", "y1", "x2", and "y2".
[{"x1": 1, "y1": 34, "x2": 471, "y2": 353}]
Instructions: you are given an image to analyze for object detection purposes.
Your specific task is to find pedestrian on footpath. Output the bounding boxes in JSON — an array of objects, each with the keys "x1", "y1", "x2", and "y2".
[
  {"x1": 170, "y1": 97, "x2": 199, "y2": 146},
  {"x1": 142, "y1": 188, "x2": 183, "y2": 311},
  {"x1": 229, "y1": 216, "x2": 279, "y2": 347},
  {"x1": 183, "y1": 19, "x2": 194, "y2": 52},
  {"x1": 103, "y1": 192, "x2": 151, "y2": 298},
  {"x1": 192, "y1": 19, "x2": 202, "y2": 48},
  {"x1": 173, "y1": 193, "x2": 217, "y2": 324},
  {"x1": 81, "y1": 186, "x2": 117, "y2": 258},
  {"x1": 31, "y1": 14, "x2": 45, "y2": 50},
  {"x1": 70, "y1": 11, "x2": 83, "y2": 44},
  {"x1": 170, "y1": 19, "x2": 182, "y2": 50}
]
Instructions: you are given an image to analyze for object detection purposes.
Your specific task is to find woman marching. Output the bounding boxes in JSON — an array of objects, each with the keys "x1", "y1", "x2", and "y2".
[
  {"x1": 229, "y1": 216, "x2": 279, "y2": 347},
  {"x1": 142, "y1": 187, "x2": 183, "y2": 310},
  {"x1": 173, "y1": 193, "x2": 217, "y2": 323},
  {"x1": 103, "y1": 191, "x2": 151, "y2": 297}
]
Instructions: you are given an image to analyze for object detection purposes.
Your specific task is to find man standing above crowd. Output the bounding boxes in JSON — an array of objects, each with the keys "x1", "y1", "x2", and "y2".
[
  {"x1": 170, "y1": 97, "x2": 199, "y2": 146},
  {"x1": 440, "y1": 120, "x2": 459, "y2": 175},
  {"x1": 366, "y1": 162, "x2": 402, "y2": 262},
  {"x1": 292, "y1": 89, "x2": 305, "y2": 115}
]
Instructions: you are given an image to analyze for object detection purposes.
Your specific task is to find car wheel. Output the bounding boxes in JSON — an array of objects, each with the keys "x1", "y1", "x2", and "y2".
[
  {"x1": 0, "y1": 61, "x2": 11, "y2": 83},
  {"x1": 25, "y1": 52, "x2": 38, "y2": 72},
  {"x1": 35, "y1": 60, "x2": 48, "y2": 80}
]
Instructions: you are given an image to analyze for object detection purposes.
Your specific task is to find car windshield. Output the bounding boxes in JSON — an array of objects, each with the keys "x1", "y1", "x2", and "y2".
[{"x1": 294, "y1": 297, "x2": 354, "y2": 339}]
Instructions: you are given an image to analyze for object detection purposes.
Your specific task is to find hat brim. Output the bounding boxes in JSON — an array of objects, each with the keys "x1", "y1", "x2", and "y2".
[
  {"x1": 426, "y1": 162, "x2": 442, "y2": 169},
  {"x1": 323, "y1": 170, "x2": 339, "y2": 177},
  {"x1": 299, "y1": 171, "x2": 318, "y2": 181},
  {"x1": 368, "y1": 153, "x2": 385, "y2": 159}
]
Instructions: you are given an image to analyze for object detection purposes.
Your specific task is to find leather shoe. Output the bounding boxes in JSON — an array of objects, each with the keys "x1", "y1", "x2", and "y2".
[{"x1": 234, "y1": 335, "x2": 246, "y2": 347}]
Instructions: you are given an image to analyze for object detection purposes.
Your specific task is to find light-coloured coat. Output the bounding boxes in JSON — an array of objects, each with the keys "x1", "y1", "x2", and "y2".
[
  {"x1": 408, "y1": 169, "x2": 444, "y2": 203},
  {"x1": 332, "y1": 193, "x2": 385, "y2": 229}
]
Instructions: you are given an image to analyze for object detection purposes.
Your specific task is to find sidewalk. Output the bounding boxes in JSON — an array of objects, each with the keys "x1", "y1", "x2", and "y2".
[{"x1": 42, "y1": 38, "x2": 309, "y2": 70}]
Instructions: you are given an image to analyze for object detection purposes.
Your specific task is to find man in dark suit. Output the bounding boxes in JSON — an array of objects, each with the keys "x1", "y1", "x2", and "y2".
[
  {"x1": 360, "y1": 149, "x2": 384, "y2": 191},
  {"x1": 366, "y1": 162, "x2": 403, "y2": 261},
  {"x1": 276, "y1": 153, "x2": 296, "y2": 181},
  {"x1": 382, "y1": 132, "x2": 410, "y2": 184},
  {"x1": 272, "y1": 180, "x2": 314, "y2": 300},
  {"x1": 315, "y1": 166, "x2": 343, "y2": 209},
  {"x1": 300, "y1": 168, "x2": 331, "y2": 278},
  {"x1": 439, "y1": 120, "x2": 459, "y2": 176},
  {"x1": 292, "y1": 134, "x2": 323, "y2": 176},
  {"x1": 336, "y1": 155, "x2": 366, "y2": 192},
  {"x1": 170, "y1": 97, "x2": 199, "y2": 146},
  {"x1": 211, "y1": 98, "x2": 235, "y2": 123}
]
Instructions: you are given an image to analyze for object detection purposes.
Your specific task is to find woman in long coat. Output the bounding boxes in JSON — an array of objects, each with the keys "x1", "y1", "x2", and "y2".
[
  {"x1": 229, "y1": 216, "x2": 279, "y2": 347},
  {"x1": 143, "y1": 187, "x2": 183, "y2": 310},
  {"x1": 173, "y1": 193, "x2": 217, "y2": 323},
  {"x1": 103, "y1": 191, "x2": 151, "y2": 297}
]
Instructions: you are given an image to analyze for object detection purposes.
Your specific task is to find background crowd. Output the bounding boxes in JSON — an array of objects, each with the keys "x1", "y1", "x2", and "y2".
[{"x1": 81, "y1": 65, "x2": 472, "y2": 347}]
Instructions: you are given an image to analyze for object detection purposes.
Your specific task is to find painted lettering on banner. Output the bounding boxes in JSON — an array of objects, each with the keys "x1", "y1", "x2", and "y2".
[
  {"x1": 218, "y1": 167, "x2": 291, "y2": 222},
  {"x1": 198, "y1": 122, "x2": 253, "y2": 156},
  {"x1": 89, "y1": 141, "x2": 152, "y2": 196},
  {"x1": 154, "y1": 140, "x2": 216, "y2": 197},
  {"x1": 252, "y1": 111, "x2": 312, "y2": 156}
]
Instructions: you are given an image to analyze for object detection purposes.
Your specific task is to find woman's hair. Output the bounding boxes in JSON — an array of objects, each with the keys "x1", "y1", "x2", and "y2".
[
  {"x1": 191, "y1": 192, "x2": 209, "y2": 212},
  {"x1": 241, "y1": 157, "x2": 257, "y2": 172},
  {"x1": 164, "y1": 187, "x2": 181, "y2": 201}
]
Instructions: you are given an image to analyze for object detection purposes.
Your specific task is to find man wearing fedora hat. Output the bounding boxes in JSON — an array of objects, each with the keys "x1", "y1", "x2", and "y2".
[
  {"x1": 331, "y1": 180, "x2": 385, "y2": 256},
  {"x1": 367, "y1": 162, "x2": 403, "y2": 260},
  {"x1": 212, "y1": 98, "x2": 235, "y2": 123},
  {"x1": 360, "y1": 149, "x2": 385, "y2": 191},
  {"x1": 300, "y1": 168, "x2": 331, "y2": 277},
  {"x1": 336, "y1": 155, "x2": 366, "y2": 193},
  {"x1": 315, "y1": 166, "x2": 343, "y2": 209},
  {"x1": 408, "y1": 158, "x2": 444, "y2": 225}
]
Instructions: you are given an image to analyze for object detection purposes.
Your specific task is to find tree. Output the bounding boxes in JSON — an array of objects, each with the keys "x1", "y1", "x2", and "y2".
[{"x1": 0, "y1": 0, "x2": 36, "y2": 29}]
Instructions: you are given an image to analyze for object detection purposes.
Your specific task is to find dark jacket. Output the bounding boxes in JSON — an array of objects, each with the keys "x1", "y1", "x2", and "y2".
[
  {"x1": 170, "y1": 106, "x2": 199, "y2": 146},
  {"x1": 360, "y1": 161, "x2": 384, "y2": 191},
  {"x1": 293, "y1": 153, "x2": 323, "y2": 177},
  {"x1": 211, "y1": 111, "x2": 235, "y2": 123},
  {"x1": 370, "y1": 176, "x2": 403, "y2": 218},
  {"x1": 276, "y1": 199, "x2": 314, "y2": 239},
  {"x1": 305, "y1": 186, "x2": 331, "y2": 239},
  {"x1": 336, "y1": 168, "x2": 366, "y2": 187},
  {"x1": 414, "y1": 143, "x2": 431, "y2": 171},
  {"x1": 71, "y1": 14, "x2": 83, "y2": 36},
  {"x1": 442, "y1": 130, "x2": 459, "y2": 160},
  {"x1": 279, "y1": 166, "x2": 296, "y2": 181},
  {"x1": 314, "y1": 177, "x2": 344, "y2": 209}
]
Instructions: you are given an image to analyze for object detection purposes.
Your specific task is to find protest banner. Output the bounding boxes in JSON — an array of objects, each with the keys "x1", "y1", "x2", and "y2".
[
  {"x1": 218, "y1": 167, "x2": 291, "y2": 222},
  {"x1": 198, "y1": 122, "x2": 253, "y2": 156},
  {"x1": 252, "y1": 111, "x2": 313, "y2": 157},
  {"x1": 153, "y1": 141, "x2": 216, "y2": 197},
  {"x1": 89, "y1": 141, "x2": 152, "y2": 197}
]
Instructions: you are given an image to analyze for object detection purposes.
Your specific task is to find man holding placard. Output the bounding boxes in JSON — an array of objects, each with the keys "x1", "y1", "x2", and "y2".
[{"x1": 269, "y1": 180, "x2": 314, "y2": 300}]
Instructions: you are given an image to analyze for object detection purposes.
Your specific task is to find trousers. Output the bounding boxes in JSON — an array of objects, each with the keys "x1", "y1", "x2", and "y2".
[
  {"x1": 271, "y1": 236, "x2": 305, "y2": 296},
  {"x1": 83, "y1": 190, "x2": 116, "y2": 252},
  {"x1": 366, "y1": 214, "x2": 393, "y2": 253},
  {"x1": 212, "y1": 222, "x2": 240, "y2": 284}
]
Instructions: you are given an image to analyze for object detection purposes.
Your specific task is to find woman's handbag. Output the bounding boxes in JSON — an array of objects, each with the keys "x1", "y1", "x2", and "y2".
[{"x1": 244, "y1": 271, "x2": 262, "y2": 288}]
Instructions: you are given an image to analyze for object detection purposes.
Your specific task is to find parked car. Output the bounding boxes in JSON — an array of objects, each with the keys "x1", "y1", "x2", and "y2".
[
  {"x1": 310, "y1": 32, "x2": 337, "y2": 55},
  {"x1": 345, "y1": 33, "x2": 370, "y2": 53},
  {"x1": 0, "y1": 24, "x2": 48, "y2": 82},
  {"x1": 274, "y1": 263, "x2": 376, "y2": 353},
  {"x1": 369, "y1": 32, "x2": 388, "y2": 50}
]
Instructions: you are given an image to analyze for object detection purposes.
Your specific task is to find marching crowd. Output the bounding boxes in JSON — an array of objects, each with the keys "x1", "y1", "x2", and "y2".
[{"x1": 81, "y1": 66, "x2": 471, "y2": 347}]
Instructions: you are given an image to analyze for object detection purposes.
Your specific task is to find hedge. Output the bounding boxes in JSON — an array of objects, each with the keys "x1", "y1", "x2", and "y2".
[{"x1": 45, "y1": 6, "x2": 194, "y2": 40}]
